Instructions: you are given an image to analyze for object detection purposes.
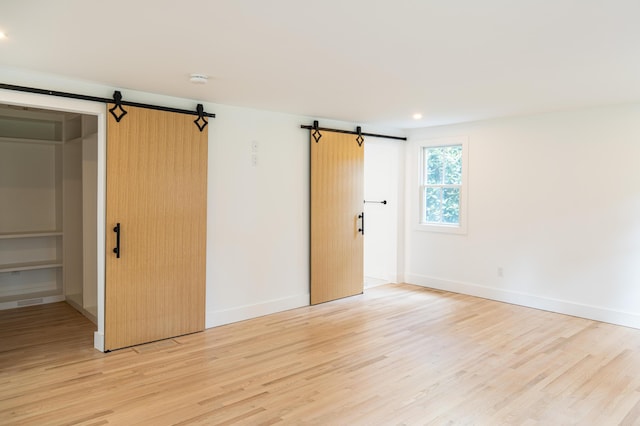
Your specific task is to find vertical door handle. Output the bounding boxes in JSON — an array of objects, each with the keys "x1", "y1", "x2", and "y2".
[
  {"x1": 358, "y1": 212, "x2": 364, "y2": 235},
  {"x1": 113, "y1": 223, "x2": 121, "y2": 258}
]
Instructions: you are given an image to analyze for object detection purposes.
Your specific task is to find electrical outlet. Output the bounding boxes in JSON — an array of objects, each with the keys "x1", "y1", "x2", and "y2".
[{"x1": 251, "y1": 154, "x2": 258, "y2": 167}]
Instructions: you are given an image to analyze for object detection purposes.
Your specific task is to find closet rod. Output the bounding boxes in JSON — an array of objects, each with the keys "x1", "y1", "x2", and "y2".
[
  {"x1": 0, "y1": 83, "x2": 216, "y2": 118},
  {"x1": 300, "y1": 122, "x2": 406, "y2": 141}
]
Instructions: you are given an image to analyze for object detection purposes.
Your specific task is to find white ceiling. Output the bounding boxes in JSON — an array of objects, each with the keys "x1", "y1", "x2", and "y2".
[{"x1": 1, "y1": 0, "x2": 639, "y2": 129}]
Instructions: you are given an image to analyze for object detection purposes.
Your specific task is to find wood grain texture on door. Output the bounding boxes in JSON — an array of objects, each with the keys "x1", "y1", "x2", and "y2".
[
  {"x1": 310, "y1": 131, "x2": 364, "y2": 305},
  {"x1": 105, "y1": 106, "x2": 207, "y2": 350}
]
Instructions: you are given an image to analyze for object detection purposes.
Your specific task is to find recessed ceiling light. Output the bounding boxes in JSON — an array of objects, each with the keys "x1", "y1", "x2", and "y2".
[
  {"x1": 0, "y1": 31, "x2": 7, "y2": 40},
  {"x1": 189, "y1": 73, "x2": 208, "y2": 84},
  {"x1": 412, "y1": 113, "x2": 423, "y2": 120}
]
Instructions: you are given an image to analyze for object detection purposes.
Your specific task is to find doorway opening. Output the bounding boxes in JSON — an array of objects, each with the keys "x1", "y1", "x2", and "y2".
[
  {"x1": 363, "y1": 138, "x2": 402, "y2": 289},
  {"x1": 0, "y1": 92, "x2": 106, "y2": 351}
]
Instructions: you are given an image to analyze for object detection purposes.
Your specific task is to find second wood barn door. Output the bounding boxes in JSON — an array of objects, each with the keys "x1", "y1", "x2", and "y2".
[
  {"x1": 105, "y1": 106, "x2": 207, "y2": 351},
  {"x1": 310, "y1": 131, "x2": 364, "y2": 305}
]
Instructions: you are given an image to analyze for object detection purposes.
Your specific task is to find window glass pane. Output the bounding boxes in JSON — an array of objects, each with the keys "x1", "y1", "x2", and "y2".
[
  {"x1": 421, "y1": 141, "x2": 465, "y2": 230},
  {"x1": 425, "y1": 187, "x2": 442, "y2": 223},
  {"x1": 443, "y1": 146, "x2": 462, "y2": 185},
  {"x1": 442, "y1": 188, "x2": 460, "y2": 224},
  {"x1": 426, "y1": 148, "x2": 443, "y2": 184}
]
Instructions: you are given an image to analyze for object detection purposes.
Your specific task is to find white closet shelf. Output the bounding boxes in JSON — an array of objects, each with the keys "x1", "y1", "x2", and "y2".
[
  {"x1": 0, "y1": 261, "x2": 63, "y2": 273},
  {"x1": 0, "y1": 136, "x2": 62, "y2": 145},
  {"x1": 0, "y1": 231, "x2": 63, "y2": 239}
]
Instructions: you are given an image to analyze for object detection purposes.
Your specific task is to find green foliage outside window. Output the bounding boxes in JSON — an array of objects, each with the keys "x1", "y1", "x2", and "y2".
[{"x1": 423, "y1": 145, "x2": 462, "y2": 225}]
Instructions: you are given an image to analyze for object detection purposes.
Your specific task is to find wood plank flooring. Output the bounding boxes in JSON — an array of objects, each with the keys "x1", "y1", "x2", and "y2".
[{"x1": 2, "y1": 283, "x2": 640, "y2": 425}]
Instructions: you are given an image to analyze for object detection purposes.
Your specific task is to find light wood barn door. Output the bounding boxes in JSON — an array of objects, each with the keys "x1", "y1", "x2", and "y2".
[
  {"x1": 310, "y1": 131, "x2": 364, "y2": 305},
  {"x1": 105, "y1": 106, "x2": 207, "y2": 350}
]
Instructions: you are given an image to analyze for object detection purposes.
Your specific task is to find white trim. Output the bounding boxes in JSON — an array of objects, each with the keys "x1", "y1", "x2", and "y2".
[
  {"x1": 95, "y1": 110, "x2": 106, "y2": 353},
  {"x1": 206, "y1": 294, "x2": 309, "y2": 328},
  {"x1": 365, "y1": 276, "x2": 392, "y2": 289},
  {"x1": 415, "y1": 136, "x2": 468, "y2": 235},
  {"x1": 405, "y1": 273, "x2": 640, "y2": 329},
  {"x1": 94, "y1": 331, "x2": 105, "y2": 352},
  {"x1": 0, "y1": 88, "x2": 107, "y2": 352}
]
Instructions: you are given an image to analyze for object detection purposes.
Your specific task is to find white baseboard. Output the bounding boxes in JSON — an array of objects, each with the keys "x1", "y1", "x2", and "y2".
[
  {"x1": 65, "y1": 298, "x2": 97, "y2": 325},
  {"x1": 206, "y1": 293, "x2": 310, "y2": 328},
  {"x1": 405, "y1": 273, "x2": 640, "y2": 330},
  {"x1": 94, "y1": 331, "x2": 105, "y2": 352},
  {"x1": 365, "y1": 276, "x2": 392, "y2": 289}
]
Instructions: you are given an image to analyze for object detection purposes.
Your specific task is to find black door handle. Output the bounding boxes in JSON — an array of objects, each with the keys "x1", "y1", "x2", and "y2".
[
  {"x1": 358, "y1": 212, "x2": 364, "y2": 235},
  {"x1": 113, "y1": 223, "x2": 121, "y2": 258}
]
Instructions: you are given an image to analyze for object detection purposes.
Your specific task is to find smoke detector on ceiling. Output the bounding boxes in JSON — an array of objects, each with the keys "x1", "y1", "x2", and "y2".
[{"x1": 189, "y1": 73, "x2": 208, "y2": 84}]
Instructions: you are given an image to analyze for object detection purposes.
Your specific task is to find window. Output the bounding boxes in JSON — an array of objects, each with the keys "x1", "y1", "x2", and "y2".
[{"x1": 419, "y1": 137, "x2": 467, "y2": 233}]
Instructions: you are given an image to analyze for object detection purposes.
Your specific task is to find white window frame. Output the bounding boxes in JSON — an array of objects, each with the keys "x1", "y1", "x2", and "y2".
[{"x1": 417, "y1": 136, "x2": 468, "y2": 234}]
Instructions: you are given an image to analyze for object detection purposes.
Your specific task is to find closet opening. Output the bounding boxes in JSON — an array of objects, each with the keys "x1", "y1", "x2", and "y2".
[{"x1": 0, "y1": 102, "x2": 99, "y2": 340}]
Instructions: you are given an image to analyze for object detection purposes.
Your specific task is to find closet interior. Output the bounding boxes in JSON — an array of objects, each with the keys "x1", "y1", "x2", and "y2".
[{"x1": 0, "y1": 103, "x2": 98, "y2": 323}]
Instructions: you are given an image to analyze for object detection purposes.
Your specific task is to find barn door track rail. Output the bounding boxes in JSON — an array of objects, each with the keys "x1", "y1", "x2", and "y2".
[
  {"x1": 0, "y1": 83, "x2": 215, "y2": 132},
  {"x1": 301, "y1": 120, "x2": 407, "y2": 143}
]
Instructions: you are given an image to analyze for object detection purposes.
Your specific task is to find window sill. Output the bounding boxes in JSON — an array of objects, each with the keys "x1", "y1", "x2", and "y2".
[{"x1": 416, "y1": 223, "x2": 467, "y2": 235}]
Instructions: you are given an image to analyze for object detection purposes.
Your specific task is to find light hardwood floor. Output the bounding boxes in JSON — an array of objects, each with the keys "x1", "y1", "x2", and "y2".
[{"x1": 2, "y1": 283, "x2": 640, "y2": 425}]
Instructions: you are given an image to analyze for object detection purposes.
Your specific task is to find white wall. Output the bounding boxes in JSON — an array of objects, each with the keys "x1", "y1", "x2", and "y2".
[
  {"x1": 363, "y1": 137, "x2": 404, "y2": 286},
  {"x1": 206, "y1": 110, "x2": 405, "y2": 325},
  {"x1": 0, "y1": 66, "x2": 405, "y2": 336},
  {"x1": 8, "y1": 67, "x2": 640, "y2": 333},
  {"x1": 204, "y1": 105, "x2": 311, "y2": 326},
  {"x1": 405, "y1": 103, "x2": 640, "y2": 328}
]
